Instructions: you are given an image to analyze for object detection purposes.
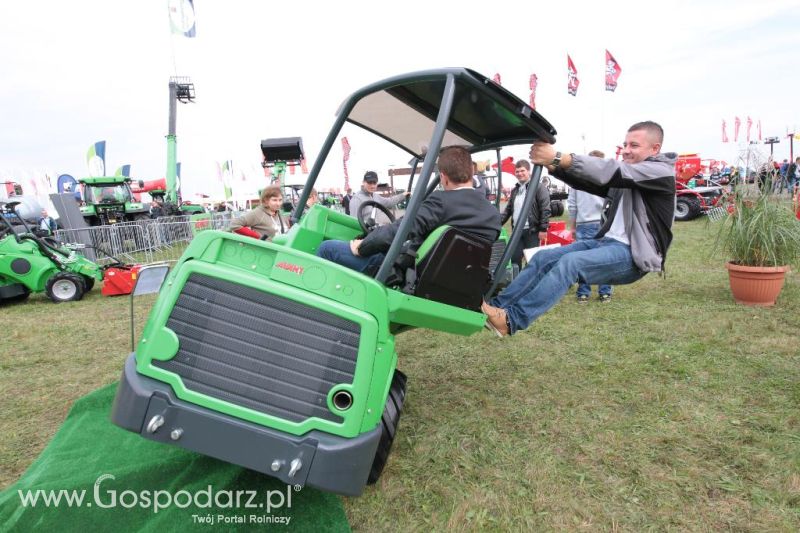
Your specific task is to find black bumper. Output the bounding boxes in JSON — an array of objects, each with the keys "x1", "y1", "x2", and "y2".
[{"x1": 111, "y1": 354, "x2": 381, "y2": 496}]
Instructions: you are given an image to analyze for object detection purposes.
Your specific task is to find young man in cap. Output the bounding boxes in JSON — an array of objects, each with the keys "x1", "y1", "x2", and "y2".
[{"x1": 348, "y1": 171, "x2": 409, "y2": 226}]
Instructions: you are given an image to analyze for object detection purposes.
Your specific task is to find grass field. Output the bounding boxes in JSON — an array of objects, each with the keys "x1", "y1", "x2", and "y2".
[{"x1": 2, "y1": 218, "x2": 799, "y2": 530}]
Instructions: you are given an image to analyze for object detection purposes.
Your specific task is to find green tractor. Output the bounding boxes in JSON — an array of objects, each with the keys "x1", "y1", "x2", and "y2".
[
  {"x1": 111, "y1": 68, "x2": 555, "y2": 495},
  {"x1": 78, "y1": 176, "x2": 150, "y2": 225},
  {"x1": 0, "y1": 200, "x2": 104, "y2": 303}
]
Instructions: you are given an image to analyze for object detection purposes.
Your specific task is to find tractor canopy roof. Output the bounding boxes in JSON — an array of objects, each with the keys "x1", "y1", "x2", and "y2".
[
  {"x1": 337, "y1": 67, "x2": 556, "y2": 158},
  {"x1": 78, "y1": 176, "x2": 132, "y2": 185}
]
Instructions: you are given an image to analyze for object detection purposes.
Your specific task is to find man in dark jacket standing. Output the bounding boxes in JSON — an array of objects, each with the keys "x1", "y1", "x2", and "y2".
[
  {"x1": 786, "y1": 157, "x2": 800, "y2": 194},
  {"x1": 501, "y1": 159, "x2": 551, "y2": 268},
  {"x1": 317, "y1": 146, "x2": 501, "y2": 273},
  {"x1": 483, "y1": 121, "x2": 676, "y2": 337},
  {"x1": 342, "y1": 188, "x2": 353, "y2": 215}
]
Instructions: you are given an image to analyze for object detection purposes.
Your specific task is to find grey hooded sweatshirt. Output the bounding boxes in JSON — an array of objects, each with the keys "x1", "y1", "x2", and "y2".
[{"x1": 552, "y1": 152, "x2": 677, "y2": 273}]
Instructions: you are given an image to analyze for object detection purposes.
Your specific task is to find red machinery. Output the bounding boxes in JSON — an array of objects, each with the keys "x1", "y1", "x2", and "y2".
[
  {"x1": 129, "y1": 178, "x2": 167, "y2": 202},
  {"x1": 101, "y1": 264, "x2": 142, "y2": 296},
  {"x1": 675, "y1": 153, "x2": 703, "y2": 183},
  {"x1": 541, "y1": 220, "x2": 574, "y2": 246}
]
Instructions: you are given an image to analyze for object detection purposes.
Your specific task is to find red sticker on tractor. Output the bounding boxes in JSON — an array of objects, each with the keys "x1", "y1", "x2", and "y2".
[{"x1": 276, "y1": 261, "x2": 304, "y2": 275}]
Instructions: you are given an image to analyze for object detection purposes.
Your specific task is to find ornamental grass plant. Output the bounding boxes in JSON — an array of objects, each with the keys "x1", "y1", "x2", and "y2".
[{"x1": 714, "y1": 179, "x2": 800, "y2": 267}]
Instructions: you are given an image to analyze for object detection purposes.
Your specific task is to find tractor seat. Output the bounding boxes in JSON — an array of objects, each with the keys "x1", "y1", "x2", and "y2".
[{"x1": 393, "y1": 226, "x2": 493, "y2": 312}]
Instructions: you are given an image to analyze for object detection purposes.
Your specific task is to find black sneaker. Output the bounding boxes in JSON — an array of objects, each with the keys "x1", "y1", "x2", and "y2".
[
  {"x1": 577, "y1": 295, "x2": 589, "y2": 304},
  {"x1": 599, "y1": 294, "x2": 612, "y2": 303}
]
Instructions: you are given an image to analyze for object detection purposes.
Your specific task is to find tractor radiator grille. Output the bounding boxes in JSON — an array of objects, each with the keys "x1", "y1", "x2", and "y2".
[{"x1": 153, "y1": 273, "x2": 360, "y2": 423}]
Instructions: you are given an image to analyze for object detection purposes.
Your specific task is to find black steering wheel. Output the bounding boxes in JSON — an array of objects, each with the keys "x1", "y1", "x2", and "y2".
[{"x1": 357, "y1": 200, "x2": 395, "y2": 234}]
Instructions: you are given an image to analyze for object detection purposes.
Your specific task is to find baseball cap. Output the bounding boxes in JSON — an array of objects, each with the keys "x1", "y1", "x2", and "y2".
[{"x1": 363, "y1": 171, "x2": 378, "y2": 183}]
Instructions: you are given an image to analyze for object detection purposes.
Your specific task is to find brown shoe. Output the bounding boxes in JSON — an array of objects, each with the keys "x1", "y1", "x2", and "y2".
[{"x1": 481, "y1": 301, "x2": 509, "y2": 337}]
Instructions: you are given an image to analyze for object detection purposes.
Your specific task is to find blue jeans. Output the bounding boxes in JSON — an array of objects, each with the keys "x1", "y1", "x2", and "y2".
[
  {"x1": 317, "y1": 240, "x2": 385, "y2": 274},
  {"x1": 575, "y1": 223, "x2": 612, "y2": 298},
  {"x1": 489, "y1": 238, "x2": 644, "y2": 334}
]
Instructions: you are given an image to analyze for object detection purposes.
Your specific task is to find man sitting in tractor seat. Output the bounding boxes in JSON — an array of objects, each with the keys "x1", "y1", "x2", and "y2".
[{"x1": 317, "y1": 146, "x2": 501, "y2": 273}]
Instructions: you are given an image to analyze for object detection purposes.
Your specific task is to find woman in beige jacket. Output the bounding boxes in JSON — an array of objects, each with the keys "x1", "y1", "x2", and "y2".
[{"x1": 230, "y1": 185, "x2": 289, "y2": 240}]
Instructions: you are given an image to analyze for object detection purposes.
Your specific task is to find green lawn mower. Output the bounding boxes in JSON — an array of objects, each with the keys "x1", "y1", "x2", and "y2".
[
  {"x1": 0, "y1": 200, "x2": 104, "y2": 303},
  {"x1": 112, "y1": 68, "x2": 555, "y2": 495}
]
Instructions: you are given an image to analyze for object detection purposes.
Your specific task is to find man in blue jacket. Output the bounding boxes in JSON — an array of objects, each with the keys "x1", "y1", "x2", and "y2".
[{"x1": 483, "y1": 121, "x2": 676, "y2": 337}]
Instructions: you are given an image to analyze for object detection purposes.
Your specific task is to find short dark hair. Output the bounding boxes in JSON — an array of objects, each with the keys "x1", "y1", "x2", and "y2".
[
  {"x1": 437, "y1": 146, "x2": 472, "y2": 183},
  {"x1": 628, "y1": 121, "x2": 664, "y2": 144},
  {"x1": 515, "y1": 159, "x2": 531, "y2": 170},
  {"x1": 588, "y1": 150, "x2": 605, "y2": 158}
]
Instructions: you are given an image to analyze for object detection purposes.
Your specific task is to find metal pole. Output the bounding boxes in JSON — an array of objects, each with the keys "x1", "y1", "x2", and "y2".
[
  {"x1": 130, "y1": 293, "x2": 136, "y2": 352},
  {"x1": 375, "y1": 74, "x2": 457, "y2": 284},
  {"x1": 406, "y1": 158, "x2": 420, "y2": 193},
  {"x1": 486, "y1": 164, "x2": 544, "y2": 298},
  {"x1": 166, "y1": 81, "x2": 179, "y2": 204},
  {"x1": 494, "y1": 148, "x2": 503, "y2": 210},
  {"x1": 292, "y1": 100, "x2": 357, "y2": 224}
]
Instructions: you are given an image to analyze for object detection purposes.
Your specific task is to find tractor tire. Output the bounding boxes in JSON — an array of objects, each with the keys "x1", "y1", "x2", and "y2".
[
  {"x1": 367, "y1": 369, "x2": 408, "y2": 484},
  {"x1": 82, "y1": 275, "x2": 96, "y2": 292},
  {"x1": 549, "y1": 199, "x2": 564, "y2": 217},
  {"x1": 675, "y1": 196, "x2": 702, "y2": 221},
  {"x1": 45, "y1": 272, "x2": 85, "y2": 303},
  {"x1": 1, "y1": 287, "x2": 30, "y2": 304}
]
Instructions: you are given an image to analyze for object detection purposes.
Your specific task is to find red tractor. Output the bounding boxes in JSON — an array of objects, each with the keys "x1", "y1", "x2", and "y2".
[{"x1": 674, "y1": 153, "x2": 729, "y2": 221}]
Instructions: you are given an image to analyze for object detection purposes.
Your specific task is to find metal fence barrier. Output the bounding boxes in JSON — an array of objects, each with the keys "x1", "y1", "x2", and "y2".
[{"x1": 53, "y1": 212, "x2": 238, "y2": 266}]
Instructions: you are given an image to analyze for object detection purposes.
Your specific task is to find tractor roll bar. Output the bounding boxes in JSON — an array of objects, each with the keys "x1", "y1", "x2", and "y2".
[
  {"x1": 485, "y1": 163, "x2": 545, "y2": 298},
  {"x1": 375, "y1": 74, "x2": 457, "y2": 284},
  {"x1": 494, "y1": 148, "x2": 503, "y2": 210}
]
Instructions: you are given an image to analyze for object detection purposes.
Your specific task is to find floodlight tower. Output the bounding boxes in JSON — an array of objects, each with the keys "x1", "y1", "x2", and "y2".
[
  {"x1": 166, "y1": 76, "x2": 195, "y2": 205},
  {"x1": 764, "y1": 136, "x2": 780, "y2": 157}
]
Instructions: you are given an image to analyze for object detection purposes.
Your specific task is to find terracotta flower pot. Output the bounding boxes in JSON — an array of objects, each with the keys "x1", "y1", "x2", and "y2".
[{"x1": 725, "y1": 262, "x2": 790, "y2": 307}]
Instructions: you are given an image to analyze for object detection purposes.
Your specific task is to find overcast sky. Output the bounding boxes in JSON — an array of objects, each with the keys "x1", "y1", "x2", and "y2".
[{"x1": 1, "y1": 0, "x2": 798, "y2": 199}]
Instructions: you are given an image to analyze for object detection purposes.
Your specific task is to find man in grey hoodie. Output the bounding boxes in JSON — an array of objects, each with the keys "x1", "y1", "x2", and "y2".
[{"x1": 483, "y1": 121, "x2": 676, "y2": 337}]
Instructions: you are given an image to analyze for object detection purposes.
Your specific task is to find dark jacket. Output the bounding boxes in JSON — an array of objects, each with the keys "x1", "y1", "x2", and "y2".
[
  {"x1": 552, "y1": 152, "x2": 677, "y2": 272},
  {"x1": 37, "y1": 216, "x2": 58, "y2": 233},
  {"x1": 500, "y1": 180, "x2": 551, "y2": 232},
  {"x1": 358, "y1": 188, "x2": 502, "y2": 257},
  {"x1": 787, "y1": 163, "x2": 798, "y2": 181}
]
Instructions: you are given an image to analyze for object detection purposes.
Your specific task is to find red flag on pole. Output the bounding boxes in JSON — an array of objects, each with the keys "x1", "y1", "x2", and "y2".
[
  {"x1": 529, "y1": 74, "x2": 538, "y2": 109},
  {"x1": 341, "y1": 137, "x2": 351, "y2": 191},
  {"x1": 301, "y1": 157, "x2": 308, "y2": 174},
  {"x1": 492, "y1": 73, "x2": 501, "y2": 85},
  {"x1": 289, "y1": 163, "x2": 296, "y2": 175},
  {"x1": 747, "y1": 116, "x2": 753, "y2": 143},
  {"x1": 567, "y1": 55, "x2": 579, "y2": 96},
  {"x1": 757, "y1": 119, "x2": 762, "y2": 141},
  {"x1": 491, "y1": 156, "x2": 517, "y2": 175},
  {"x1": 734, "y1": 117, "x2": 741, "y2": 142},
  {"x1": 722, "y1": 119, "x2": 729, "y2": 143},
  {"x1": 604, "y1": 50, "x2": 621, "y2": 92}
]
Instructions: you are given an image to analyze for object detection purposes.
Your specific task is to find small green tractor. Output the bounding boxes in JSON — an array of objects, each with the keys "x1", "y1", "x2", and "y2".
[
  {"x1": 0, "y1": 200, "x2": 104, "y2": 303},
  {"x1": 112, "y1": 68, "x2": 554, "y2": 495},
  {"x1": 78, "y1": 176, "x2": 150, "y2": 225}
]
